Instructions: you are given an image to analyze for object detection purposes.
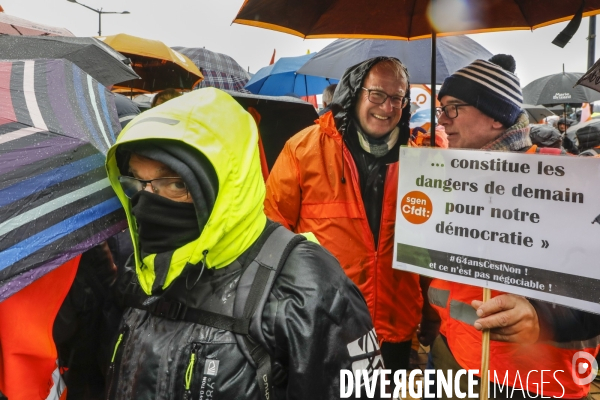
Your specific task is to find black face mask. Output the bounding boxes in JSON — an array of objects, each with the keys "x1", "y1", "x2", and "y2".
[{"x1": 131, "y1": 191, "x2": 200, "y2": 254}]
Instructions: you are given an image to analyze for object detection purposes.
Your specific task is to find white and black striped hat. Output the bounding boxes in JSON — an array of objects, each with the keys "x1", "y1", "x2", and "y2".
[{"x1": 438, "y1": 58, "x2": 523, "y2": 127}]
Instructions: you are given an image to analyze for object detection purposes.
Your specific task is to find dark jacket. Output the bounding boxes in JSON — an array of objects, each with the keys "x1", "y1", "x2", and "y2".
[{"x1": 107, "y1": 221, "x2": 379, "y2": 400}]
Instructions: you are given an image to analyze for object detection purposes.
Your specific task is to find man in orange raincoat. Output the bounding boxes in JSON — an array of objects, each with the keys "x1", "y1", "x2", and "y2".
[{"x1": 265, "y1": 57, "x2": 423, "y2": 372}]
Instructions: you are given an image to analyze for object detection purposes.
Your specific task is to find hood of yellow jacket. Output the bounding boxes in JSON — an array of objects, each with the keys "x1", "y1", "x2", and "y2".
[{"x1": 106, "y1": 88, "x2": 266, "y2": 295}]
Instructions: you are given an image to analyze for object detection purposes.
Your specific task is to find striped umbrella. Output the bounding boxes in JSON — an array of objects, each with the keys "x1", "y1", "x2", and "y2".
[{"x1": 0, "y1": 58, "x2": 126, "y2": 301}]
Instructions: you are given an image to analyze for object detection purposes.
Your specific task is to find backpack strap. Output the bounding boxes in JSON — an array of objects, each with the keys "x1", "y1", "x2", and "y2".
[
  {"x1": 122, "y1": 283, "x2": 252, "y2": 334},
  {"x1": 233, "y1": 225, "x2": 305, "y2": 400}
]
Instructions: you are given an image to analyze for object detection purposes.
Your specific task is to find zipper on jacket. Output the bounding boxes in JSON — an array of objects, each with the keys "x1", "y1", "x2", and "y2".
[
  {"x1": 106, "y1": 327, "x2": 128, "y2": 400},
  {"x1": 111, "y1": 333, "x2": 124, "y2": 363},
  {"x1": 183, "y1": 343, "x2": 200, "y2": 400},
  {"x1": 340, "y1": 141, "x2": 377, "y2": 246},
  {"x1": 372, "y1": 164, "x2": 393, "y2": 322}
]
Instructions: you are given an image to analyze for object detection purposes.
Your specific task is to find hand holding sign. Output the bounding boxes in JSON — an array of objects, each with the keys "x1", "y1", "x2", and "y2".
[{"x1": 471, "y1": 294, "x2": 540, "y2": 344}]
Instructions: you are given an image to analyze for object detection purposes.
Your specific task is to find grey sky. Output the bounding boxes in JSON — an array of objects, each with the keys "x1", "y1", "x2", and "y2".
[{"x1": 1, "y1": 0, "x2": 597, "y2": 87}]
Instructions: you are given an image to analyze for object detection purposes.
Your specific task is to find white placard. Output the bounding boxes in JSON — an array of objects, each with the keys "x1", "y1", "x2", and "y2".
[{"x1": 393, "y1": 147, "x2": 600, "y2": 314}]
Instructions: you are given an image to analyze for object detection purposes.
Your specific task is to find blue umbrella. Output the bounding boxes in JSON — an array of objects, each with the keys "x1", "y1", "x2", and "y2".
[
  {"x1": 296, "y1": 36, "x2": 492, "y2": 84},
  {"x1": 245, "y1": 53, "x2": 338, "y2": 96}
]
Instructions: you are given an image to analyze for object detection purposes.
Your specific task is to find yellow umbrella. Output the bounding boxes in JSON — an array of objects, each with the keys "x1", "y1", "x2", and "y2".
[{"x1": 98, "y1": 33, "x2": 203, "y2": 93}]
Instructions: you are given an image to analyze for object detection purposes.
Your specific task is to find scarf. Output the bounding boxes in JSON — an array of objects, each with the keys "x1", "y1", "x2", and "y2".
[
  {"x1": 356, "y1": 124, "x2": 400, "y2": 158},
  {"x1": 131, "y1": 191, "x2": 200, "y2": 254},
  {"x1": 480, "y1": 112, "x2": 531, "y2": 151}
]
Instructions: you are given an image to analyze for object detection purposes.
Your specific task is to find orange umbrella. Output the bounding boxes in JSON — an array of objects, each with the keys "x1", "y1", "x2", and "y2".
[
  {"x1": 234, "y1": 0, "x2": 600, "y2": 40},
  {"x1": 98, "y1": 33, "x2": 203, "y2": 93},
  {"x1": 234, "y1": 0, "x2": 600, "y2": 145}
]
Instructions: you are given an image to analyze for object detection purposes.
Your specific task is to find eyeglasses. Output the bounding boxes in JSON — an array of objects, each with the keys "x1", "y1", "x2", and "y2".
[
  {"x1": 361, "y1": 87, "x2": 408, "y2": 109},
  {"x1": 435, "y1": 104, "x2": 473, "y2": 119},
  {"x1": 118, "y1": 176, "x2": 189, "y2": 200}
]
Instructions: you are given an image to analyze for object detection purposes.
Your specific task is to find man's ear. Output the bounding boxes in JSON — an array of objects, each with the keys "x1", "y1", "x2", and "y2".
[{"x1": 492, "y1": 120, "x2": 505, "y2": 130}]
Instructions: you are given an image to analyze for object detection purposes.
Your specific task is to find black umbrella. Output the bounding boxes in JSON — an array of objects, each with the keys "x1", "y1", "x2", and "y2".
[
  {"x1": 522, "y1": 71, "x2": 600, "y2": 120},
  {"x1": 224, "y1": 90, "x2": 318, "y2": 169},
  {"x1": 522, "y1": 103, "x2": 555, "y2": 124},
  {"x1": 546, "y1": 104, "x2": 580, "y2": 114},
  {"x1": 0, "y1": 35, "x2": 139, "y2": 87},
  {"x1": 296, "y1": 36, "x2": 492, "y2": 84}
]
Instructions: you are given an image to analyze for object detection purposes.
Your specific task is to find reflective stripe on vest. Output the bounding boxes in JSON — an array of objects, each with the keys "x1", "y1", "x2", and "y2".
[
  {"x1": 429, "y1": 286, "x2": 478, "y2": 325},
  {"x1": 449, "y1": 300, "x2": 478, "y2": 326},
  {"x1": 428, "y1": 286, "x2": 449, "y2": 308},
  {"x1": 45, "y1": 361, "x2": 66, "y2": 400}
]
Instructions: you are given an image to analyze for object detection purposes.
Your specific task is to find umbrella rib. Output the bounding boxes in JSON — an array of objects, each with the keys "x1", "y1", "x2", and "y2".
[
  {"x1": 10, "y1": 24, "x2": 23, "y2": 35},
  {"x1": 304, "y1": 74, "x2": 308, "y2": 97},
  {"x1": 256, "y1": 75, "x2": 268, "y2": 94},
  {"x1": 406, "y1": 0, "x2": 418, "y2": 38},
  {"x1": 513, "y1": 0, "x2": 533, "y2": 28}
]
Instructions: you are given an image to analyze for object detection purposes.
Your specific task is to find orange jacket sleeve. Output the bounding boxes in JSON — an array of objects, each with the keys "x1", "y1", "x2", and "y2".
[{"x1": 264, "y1": 141, "x2": 302, "y2": 231}]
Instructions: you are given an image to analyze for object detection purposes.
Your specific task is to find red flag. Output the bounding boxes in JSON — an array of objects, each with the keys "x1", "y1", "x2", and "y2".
[
  {"x1": 301, "y1": 95, "x2": 318, "y2": 108},
  {"x1": 269, "y1": 49, "x2": 276, "y2": 65}
]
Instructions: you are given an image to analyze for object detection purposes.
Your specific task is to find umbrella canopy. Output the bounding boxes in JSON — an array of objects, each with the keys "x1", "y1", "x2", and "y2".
[
  {"x1": 523, "y1": 72, "x2": 600, "y2": 105},
  {"x1": 245, "y1": 53, "x2": 338, "y2": 96},
  {"x1": 234, "y1": 0, "x2": 600, "y2": 39},
  {"x1": 0, "y1": 35, "x2": 139, "y2": 87},
  {"x1": 235, "y1": 0, "x2": 600, "y2": 145},
  {"x1": 297, "y1": 36, "x2": 492, "y2": 84},
  {"x1": 523, "y1": 103, "x2": 555, "y2": 124},
  {"x1": 224, "y1": 90, "x2": 318, "y2": 168},
  {"x1": 172, "y1": 46, "x2": 251, "y2": 91},
  {"x1": 0, "y1": 58, "x2": 126, "y2": 301},
  {"x1": 0, "y1": 11, "x2": 74, "y2": 36},
  {"x1": 98, "y1": 33, "x2": 203, "y2": 93},
  {"x1": 546, "y1": 104, "x2": 580, "y2": 114}
]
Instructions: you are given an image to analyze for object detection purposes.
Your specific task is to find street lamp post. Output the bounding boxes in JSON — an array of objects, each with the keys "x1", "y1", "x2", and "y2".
[{"x1": 66, "y1": 0, "x2": 129, "y2": 36}]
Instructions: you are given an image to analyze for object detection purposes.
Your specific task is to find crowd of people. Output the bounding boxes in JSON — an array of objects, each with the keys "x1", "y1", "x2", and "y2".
[{"x1": 11, "y1": 53, "x2": 600, "y2": 400}]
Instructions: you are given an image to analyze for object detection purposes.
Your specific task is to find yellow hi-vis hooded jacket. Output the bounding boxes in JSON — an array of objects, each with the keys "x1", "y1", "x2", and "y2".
[{"x1": 106, "y1": 88, "x2": 266, "y2": 295}]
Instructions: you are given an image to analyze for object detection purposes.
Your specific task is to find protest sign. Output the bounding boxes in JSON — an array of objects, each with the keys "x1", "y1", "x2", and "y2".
[{"x1": 393, "y1": 147, "x2": 600, "y2": 314}]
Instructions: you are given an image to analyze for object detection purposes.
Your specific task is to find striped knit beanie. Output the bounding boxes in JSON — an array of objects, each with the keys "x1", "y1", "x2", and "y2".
[{"x1": 438, "y1": 58, "x2": 523, "y2": 127}]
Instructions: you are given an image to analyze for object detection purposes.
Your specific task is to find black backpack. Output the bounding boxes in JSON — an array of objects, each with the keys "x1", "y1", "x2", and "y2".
[
  {"x1": 123, "y1": 225, "x2": 304, "y2": 400},
  {"x1": 576, "y1": 124, "x2": 600, "y2": 153}
]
